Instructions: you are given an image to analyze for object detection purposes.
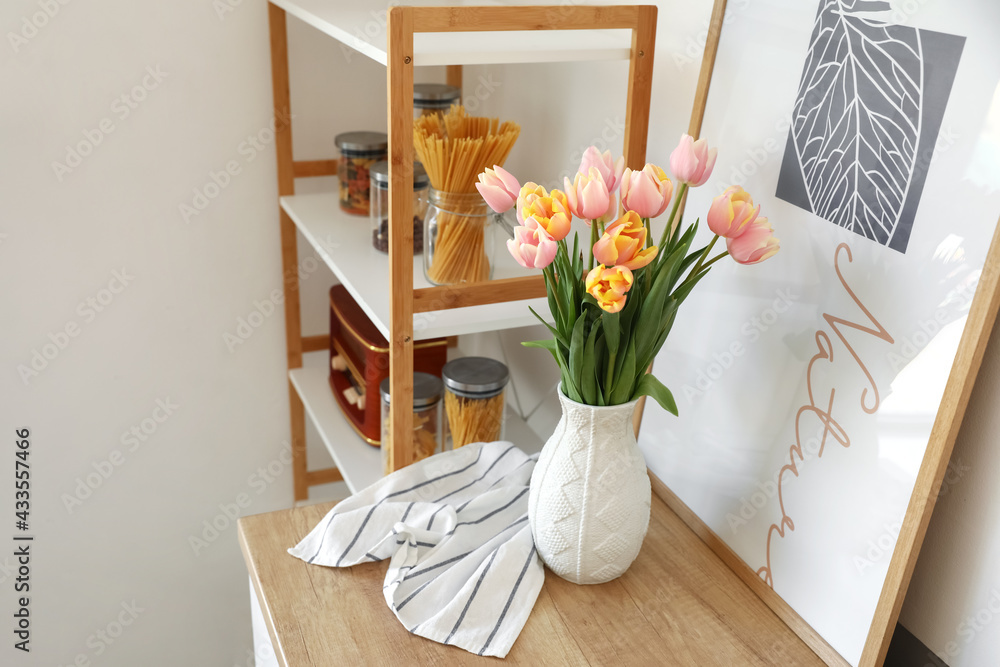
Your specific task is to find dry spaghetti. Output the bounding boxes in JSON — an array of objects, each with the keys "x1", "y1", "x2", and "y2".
[{"x1": 413, "y1": 106, "x2": 520, "y2": 284}]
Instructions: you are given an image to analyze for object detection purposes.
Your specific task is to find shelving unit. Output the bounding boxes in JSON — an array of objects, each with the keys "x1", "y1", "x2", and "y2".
[{"x1": 267, "y1": 1, "x2": 656, "y2": 502}]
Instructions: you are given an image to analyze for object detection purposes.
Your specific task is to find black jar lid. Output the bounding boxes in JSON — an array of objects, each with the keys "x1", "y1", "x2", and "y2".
[
  {"x1": 379, "y1": 372, "x2": 442, "y2": 409},
  {"x1": 335, "y1": 131, "x2": 388, "y2": 155},
  {"x1": 370, "y1": 160, "x2": 429, "y2": 188},
  {"x1": 442, "y1": 357, "x2": 509, "y2": 398},
  {"x1": 414, "y1": 83, "x2": 461, "y2": 109}
]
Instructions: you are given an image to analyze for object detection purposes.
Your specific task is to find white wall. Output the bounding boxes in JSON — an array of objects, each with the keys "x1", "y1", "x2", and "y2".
[{"x1": 2, "y1": 0, "x2": 995, "y2": 664}]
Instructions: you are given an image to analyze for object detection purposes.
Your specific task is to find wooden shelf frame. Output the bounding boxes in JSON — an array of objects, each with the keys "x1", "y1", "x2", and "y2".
[{"x1": 266, "y1": 3, "x2": 657, "y2": 499}]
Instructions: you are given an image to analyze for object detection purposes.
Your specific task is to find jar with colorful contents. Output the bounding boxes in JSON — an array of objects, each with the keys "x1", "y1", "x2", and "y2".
[
  {"x1": 369, "y1": 160, "x2": 429, "y2": 254},
  {"x1": 335, "y1": 131, "x2": 388, "y2": 215},
  {"x1": 413, "y1": 83, "x2": 461, "y2": 119},
  {"x1": 442, "y1": 357, "x2": 509, "y2": 449},
  {"x1": 380, "y1": 373, "x2": 443, "y2": 475}
]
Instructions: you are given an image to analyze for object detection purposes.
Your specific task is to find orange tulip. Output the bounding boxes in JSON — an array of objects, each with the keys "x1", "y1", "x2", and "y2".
[
  {"x1": 586, "y1": 264, "x2": 634, "y2": 313},
  {"x1": 592, "y1": 211, "x2": 658, "y2": 270},
  {"x1": 516, "y1": 183, "x2": 572, "y2": 242}
]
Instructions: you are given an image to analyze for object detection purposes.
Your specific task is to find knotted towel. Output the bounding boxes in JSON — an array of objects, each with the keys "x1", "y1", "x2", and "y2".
[{"x1": 288, "y1": 441, "x2": 544, "y2": 658}]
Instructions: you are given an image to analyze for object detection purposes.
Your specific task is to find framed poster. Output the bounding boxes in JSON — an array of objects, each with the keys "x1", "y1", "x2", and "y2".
[{"x1": 638, "y1": 0, "x2": 1000, "y2": 665}]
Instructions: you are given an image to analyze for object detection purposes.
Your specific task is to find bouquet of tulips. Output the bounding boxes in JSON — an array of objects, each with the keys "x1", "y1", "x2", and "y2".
[{"x1": 476, "y1": 134, "x2": 779, "y2": 413}]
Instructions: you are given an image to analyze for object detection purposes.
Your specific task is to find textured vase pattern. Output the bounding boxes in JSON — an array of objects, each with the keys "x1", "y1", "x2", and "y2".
[{"x1": 528, "y1": 391, "x2": 651, "y2": 584}]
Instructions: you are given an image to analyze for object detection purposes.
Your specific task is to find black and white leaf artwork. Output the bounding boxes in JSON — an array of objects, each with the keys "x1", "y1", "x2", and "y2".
[{"x1": 776, "y1": 0, "x2": 964, "y2": 253}]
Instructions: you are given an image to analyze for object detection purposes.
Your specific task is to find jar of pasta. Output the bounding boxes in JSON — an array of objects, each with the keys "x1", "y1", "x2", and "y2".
[
  {"x1": 335, "y1": 131, "x2": 388, "y2": 215},
  {"x1": 369, "y1": 160, "x2": 429, "y2": 253},
  {"x1": 413, "y1": 83, "x2": 461, "y2": 119},
  {"x1": 380, "y1": 373, "x2": 443, "y2": 475},
  {"x1": 442, "y1": 357, "x2": 508, "y2": 448}
]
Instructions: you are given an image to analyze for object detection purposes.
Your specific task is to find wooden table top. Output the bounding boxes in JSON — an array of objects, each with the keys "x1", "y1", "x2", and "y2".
[{"x1": 238, "y1": 492, "x2": 824, "y2": 666}]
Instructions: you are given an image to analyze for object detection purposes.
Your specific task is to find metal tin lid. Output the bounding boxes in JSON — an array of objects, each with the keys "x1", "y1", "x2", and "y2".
[
  {"x1": 413, "y1": 83, "x2": 461, "y2": 109},
  {"x1": 370, "y1": 160, "x2": 429, "y2": 188},
  {"x1": 335, "y1": 131, "x2": 388, "y2": 154},
  {"x1": 442, "y1": 357, "x2": 509, "y2": 397},
  {"x1": 379, "y1": 372, "x2": 443, "y2": 408}
]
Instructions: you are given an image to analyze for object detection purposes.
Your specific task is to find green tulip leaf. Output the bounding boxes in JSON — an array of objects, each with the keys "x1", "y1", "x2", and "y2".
[{"x1": 633, "y1": 374, "x2": 678, "y2": 416}]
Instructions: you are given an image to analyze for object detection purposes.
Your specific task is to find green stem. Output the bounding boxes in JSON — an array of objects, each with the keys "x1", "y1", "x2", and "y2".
[
  {"x1": 604, "y1": 349, "x2": 616, "y2": 403},
  {"x1": 657, "y1": 183, "x2": 688, "y2": 251},
  {"x1": 698, "y1": 250, "x2": 730, "y2": 272},
  {"x1": 588, "y1": 219, "x2": 598, "y2": 271},
  {"x1": 643, "y1": 217, "x2": 652, "y2": 249},
  {"x1": 690, "y1": 234, "x2": 719, "y2": 277},
  {"x1": 543, "y1": 264, "x2": 565, "y2": 322}
]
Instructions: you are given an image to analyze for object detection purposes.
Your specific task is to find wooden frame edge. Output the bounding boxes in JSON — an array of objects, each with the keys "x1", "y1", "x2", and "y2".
[{"x1": 859, "y1": 213, "x2": 1000, "y2": 665}]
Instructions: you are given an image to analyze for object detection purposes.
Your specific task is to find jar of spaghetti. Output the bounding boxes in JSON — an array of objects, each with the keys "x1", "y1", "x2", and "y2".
[
  {"x1": 335, "y1": 131, "x2": 388, "y2": 215},
  {"x1": 369, "y1": 160, "x2": 429, "y2": 253},
  {"x1": 442, "y1": 357, "x2": 508, "y2": 448},
  {"x1": 423, "y1": 189, "x2": 496, "y2": 285},
  {"x1": 380, "y1": 373, "x2": 443, "y2": 475},
  {"x1": 413, "y1": 83, "x2": 461, "y2": 119}
]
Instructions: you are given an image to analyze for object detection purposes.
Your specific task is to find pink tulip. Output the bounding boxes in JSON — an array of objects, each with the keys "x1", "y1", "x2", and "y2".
[
  {"x1": 593, "y1": 211, "x2": 658, "y2": 270},
  {"x1": 707, "y1": 186, "x2": 760, "y2": 238},
  {"x1": 620, "y1": 164, "x2": 673, "y2": 219},
  {"x1": 564, "y1": 167, "x2": 612, "y2": 221},
  {"x1": 507, "y1": 224, "x2": 557, "y2": 269},
  {"x1": 476, "y1": 165, "x2": 520, "y2": 213},
  {"x1": 579, "y1": 146, "x2": 625, "y2": 193},
  {"x1": 670, "y1": 134, "x2": 717, "y2": 187},
  {"x1": 727, "y1": 216, "x2": 779, "y2": 265}
]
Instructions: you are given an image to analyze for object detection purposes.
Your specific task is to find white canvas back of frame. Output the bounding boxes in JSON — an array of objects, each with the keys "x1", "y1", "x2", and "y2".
[{"x1": 638, "y1": 1, "x2": 1000, "y2": 664}]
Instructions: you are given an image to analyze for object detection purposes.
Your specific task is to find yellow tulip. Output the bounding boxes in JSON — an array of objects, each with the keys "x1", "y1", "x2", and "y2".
[{"x1": 585, "y1": 264, "x2": 634, "y2": 313}]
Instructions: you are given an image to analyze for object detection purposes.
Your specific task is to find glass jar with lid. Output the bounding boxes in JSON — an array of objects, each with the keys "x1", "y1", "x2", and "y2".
[
  {"x1": 423, "y1": 189, "x2": 496, "y2": 285},
  {"x1": 369, "y1": 160, "x2": 429, "y2": 254},
  {"x1": 442, "y1": 357, "x2": 509, "y2": 448},
  {"x1": 413, "y1": 83, "x2": 461, "y2": 119},
  {"x1": 335, "y1": 131, "x2": 388, "y2": 215},
  {"x1": 380, "y1": 373, "x2": 444, "y2": 474}
]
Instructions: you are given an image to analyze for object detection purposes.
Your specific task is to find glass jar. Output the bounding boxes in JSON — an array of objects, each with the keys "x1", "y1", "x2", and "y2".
[
  {"x1": 442, "y1": 357, "x2": 509, "y2": 449},
  {"x1": 423, "y1": 189, "x2": 495, "y2": 285},
  {"x1": 413, "y1": 83, "x2": 461, "y2": 119},
  {"x1": 335, "y1": 131, "x2": 388, "y2": 215},
  {"x1": 380, "y1": 373, "x2": 443, "y2": 474},
  {"x1": 369, "y1": 160, "x2": 429, "y2": 254}
]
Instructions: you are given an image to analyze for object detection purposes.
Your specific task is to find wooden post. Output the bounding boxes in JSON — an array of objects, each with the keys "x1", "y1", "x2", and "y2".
[
  {"x1": 622, "y1": 5, "x2": 656, "y2": 170},
  {"x1": 268, "y1": 3, "x2": 310, "y2": 501},
  {"x1": 387, "y1": 7, "x2": 416, "y2": 473}
]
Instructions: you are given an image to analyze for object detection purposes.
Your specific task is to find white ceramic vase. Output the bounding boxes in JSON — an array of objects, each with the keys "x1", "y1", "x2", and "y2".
[{"x1": 528, "y1": 388, "x2": 651, "y2": 584}]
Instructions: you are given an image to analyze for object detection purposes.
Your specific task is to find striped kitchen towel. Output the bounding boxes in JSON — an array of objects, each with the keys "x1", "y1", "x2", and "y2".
[{"x1": 288, "y1": 441, "x2": 544, "y2": 658}]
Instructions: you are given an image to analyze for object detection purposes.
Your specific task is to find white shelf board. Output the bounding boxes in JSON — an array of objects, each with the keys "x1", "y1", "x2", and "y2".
[
  {"x1": 283, "y1": 191, "x2": 559, "y2": 341},
  {"x1": 291, "y1": 366, "x2": 545, "y2": 495},
  {"x1": 271, "y1": 0, "x2": 632, "y2": 66},
  {"x1": 291, "y1": 367, "x2": 382, "y2": 494}
]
